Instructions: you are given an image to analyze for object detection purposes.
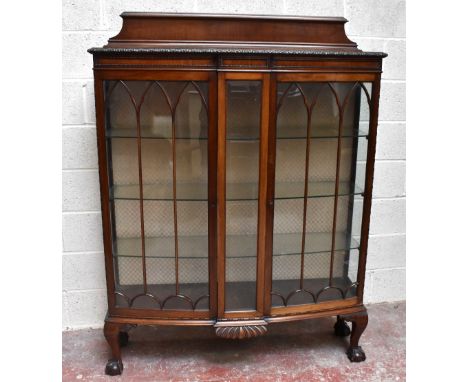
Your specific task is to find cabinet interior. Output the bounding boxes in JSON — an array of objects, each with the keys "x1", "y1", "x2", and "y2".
[{"x1": 104, "y1": 79, "x2": 372, "y2": 312}]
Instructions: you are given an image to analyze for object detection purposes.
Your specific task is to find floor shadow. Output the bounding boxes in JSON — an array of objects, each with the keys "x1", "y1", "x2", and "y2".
[{"x1": 118, "y1": 316, "x2": 349, "y2": 365}]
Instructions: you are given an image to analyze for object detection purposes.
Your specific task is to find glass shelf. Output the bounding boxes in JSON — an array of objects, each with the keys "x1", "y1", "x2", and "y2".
[
  {"x1": 106, "y1": 126, "x2": 208, "y2": 140},
  {"x1": 276, "y1": 125, "x2": 367, "y2": 139},
  {"x1": 111, "y1": 181, "x2": 363, "y2": 201},
  {"x1": 273, "y1": 232, "x2": 359, "y2": 256},
  {"x1": 115, "y1": 235, "x2": 208, "y2": 258},
  {"x1": 112, "y1": 183, "x2": 207, "y2": 201},
  {"x1": 113, "y1": 232, "x2": 359, "y2": 259},
  {"x1": 106, "y1": 126, "x2": 367, "y2": 140},
  {"x1": 275, "y1": 181, "x2": 362, "y2": 199}
]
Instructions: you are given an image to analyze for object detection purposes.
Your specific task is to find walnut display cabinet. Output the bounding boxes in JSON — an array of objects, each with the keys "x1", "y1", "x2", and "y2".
[{"x1": 88, "y1": 12, "x2": 387, "y2": 376}]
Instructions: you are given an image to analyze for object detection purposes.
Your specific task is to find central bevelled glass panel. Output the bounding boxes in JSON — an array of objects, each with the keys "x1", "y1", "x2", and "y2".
[
  {"x1": 271, "y1": 82, "x2": 371, "y2": 307},
  {"x1": 225, "y1": 80, "x2": 262, "y2": 311},
  {"x1": 105, "y1": 80, "x2": 210, "y2": 311}
]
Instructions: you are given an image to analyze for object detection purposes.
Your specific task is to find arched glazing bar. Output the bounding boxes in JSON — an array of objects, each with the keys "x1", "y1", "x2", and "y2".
[
  {"x1": 138, "y1": 80, "x2": 209, "y2": 300},
  {"x1": 105, "y1": 80, "x2": 210, "y2": 310},
  {"x1": 277, "y1": 82, "x2": 326, "y2": 290},
  {"x1": 272, "y1": 80, "x2": 372, "y2": 307}
]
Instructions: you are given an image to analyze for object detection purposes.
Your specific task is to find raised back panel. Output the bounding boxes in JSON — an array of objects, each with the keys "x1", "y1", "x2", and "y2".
[{"x1": 107, "y1": 13, "x2": 357, "y2": 50}]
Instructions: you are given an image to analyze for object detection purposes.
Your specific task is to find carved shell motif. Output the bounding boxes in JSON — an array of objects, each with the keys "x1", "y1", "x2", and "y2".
[{"x1": 215, "y1": 325, "x2": 267, "y2": 339}]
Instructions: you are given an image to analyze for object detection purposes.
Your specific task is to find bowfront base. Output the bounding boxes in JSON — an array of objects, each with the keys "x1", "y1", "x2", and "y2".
[{"x1": 103, "y1": 306, "x2": 368, "y2": 375}]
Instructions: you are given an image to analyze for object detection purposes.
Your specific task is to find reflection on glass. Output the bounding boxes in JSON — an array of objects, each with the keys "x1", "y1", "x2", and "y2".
[
  {"x1": 272, "y1": 82, "x2": 371, "y2": 307},
  {"x1": 225, "y1": 80, "x2": 262, "y2": 311}
]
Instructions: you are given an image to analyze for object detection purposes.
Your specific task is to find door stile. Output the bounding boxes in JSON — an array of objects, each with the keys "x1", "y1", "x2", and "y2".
[
  {"x1": 208, "y1": 72, "x2": 218, "y2": 318},
  {"x1": 356, "y1": 75, "x2": 381, "y2": 302},
  {"x1": 256, "y1": 73, "x2": 271, "y2": 315},
  {"x1": 264, "y1": 73, "x2": 277, "y2": 316},
  {"x1": 217, "y1": 72, "x2": 227, "y2": 317}
]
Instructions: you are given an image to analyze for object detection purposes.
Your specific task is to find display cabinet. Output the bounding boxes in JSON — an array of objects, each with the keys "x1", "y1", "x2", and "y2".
[{"x1": 89, "y1": 12, "x2": 386, "y2": 375}]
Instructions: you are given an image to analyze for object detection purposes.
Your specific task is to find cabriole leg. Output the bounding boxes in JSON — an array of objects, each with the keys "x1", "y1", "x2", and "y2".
[
  {"x1": 104, "y1": 321, "x2": 124, "y2": 375},
  {"x1": 341, "y1": 310, "x2": 368, "y2": 362}
]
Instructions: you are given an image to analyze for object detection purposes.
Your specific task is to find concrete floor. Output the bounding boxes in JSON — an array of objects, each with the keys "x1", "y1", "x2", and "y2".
[{"x1": 62, "y1": 302, "x2": 405, "y2": 381}]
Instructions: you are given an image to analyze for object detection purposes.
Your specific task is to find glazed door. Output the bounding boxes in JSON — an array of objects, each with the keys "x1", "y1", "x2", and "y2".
[
  {"x1": 100, "y1": 72, "x2": 217, "y2": 318},
  {"x1": 267, "y1": 74, "x2": 374, "y2": 315},
  {"x1": 217, "y1": 73, "x2": 270, "y2": 318}
]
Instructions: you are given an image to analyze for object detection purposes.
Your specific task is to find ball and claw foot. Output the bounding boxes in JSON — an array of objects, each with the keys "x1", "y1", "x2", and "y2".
[
  {"x1": 105, "y1": 358, "x2": 123, "y2": 376},
  {"x1": 334, "y1": 319, "x2": 351, "y2": 337},
  {"x1": 119, "y1": 331, "x2": 129, "y2": 347},
  {"x1": 347, "y1": 346, "x2": 366, "y2": 362}
]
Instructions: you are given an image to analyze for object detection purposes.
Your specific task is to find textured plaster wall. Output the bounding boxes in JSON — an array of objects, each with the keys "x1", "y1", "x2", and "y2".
[{"x1": 62, "y1": 0, "x2": 406, "y2": 329}]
